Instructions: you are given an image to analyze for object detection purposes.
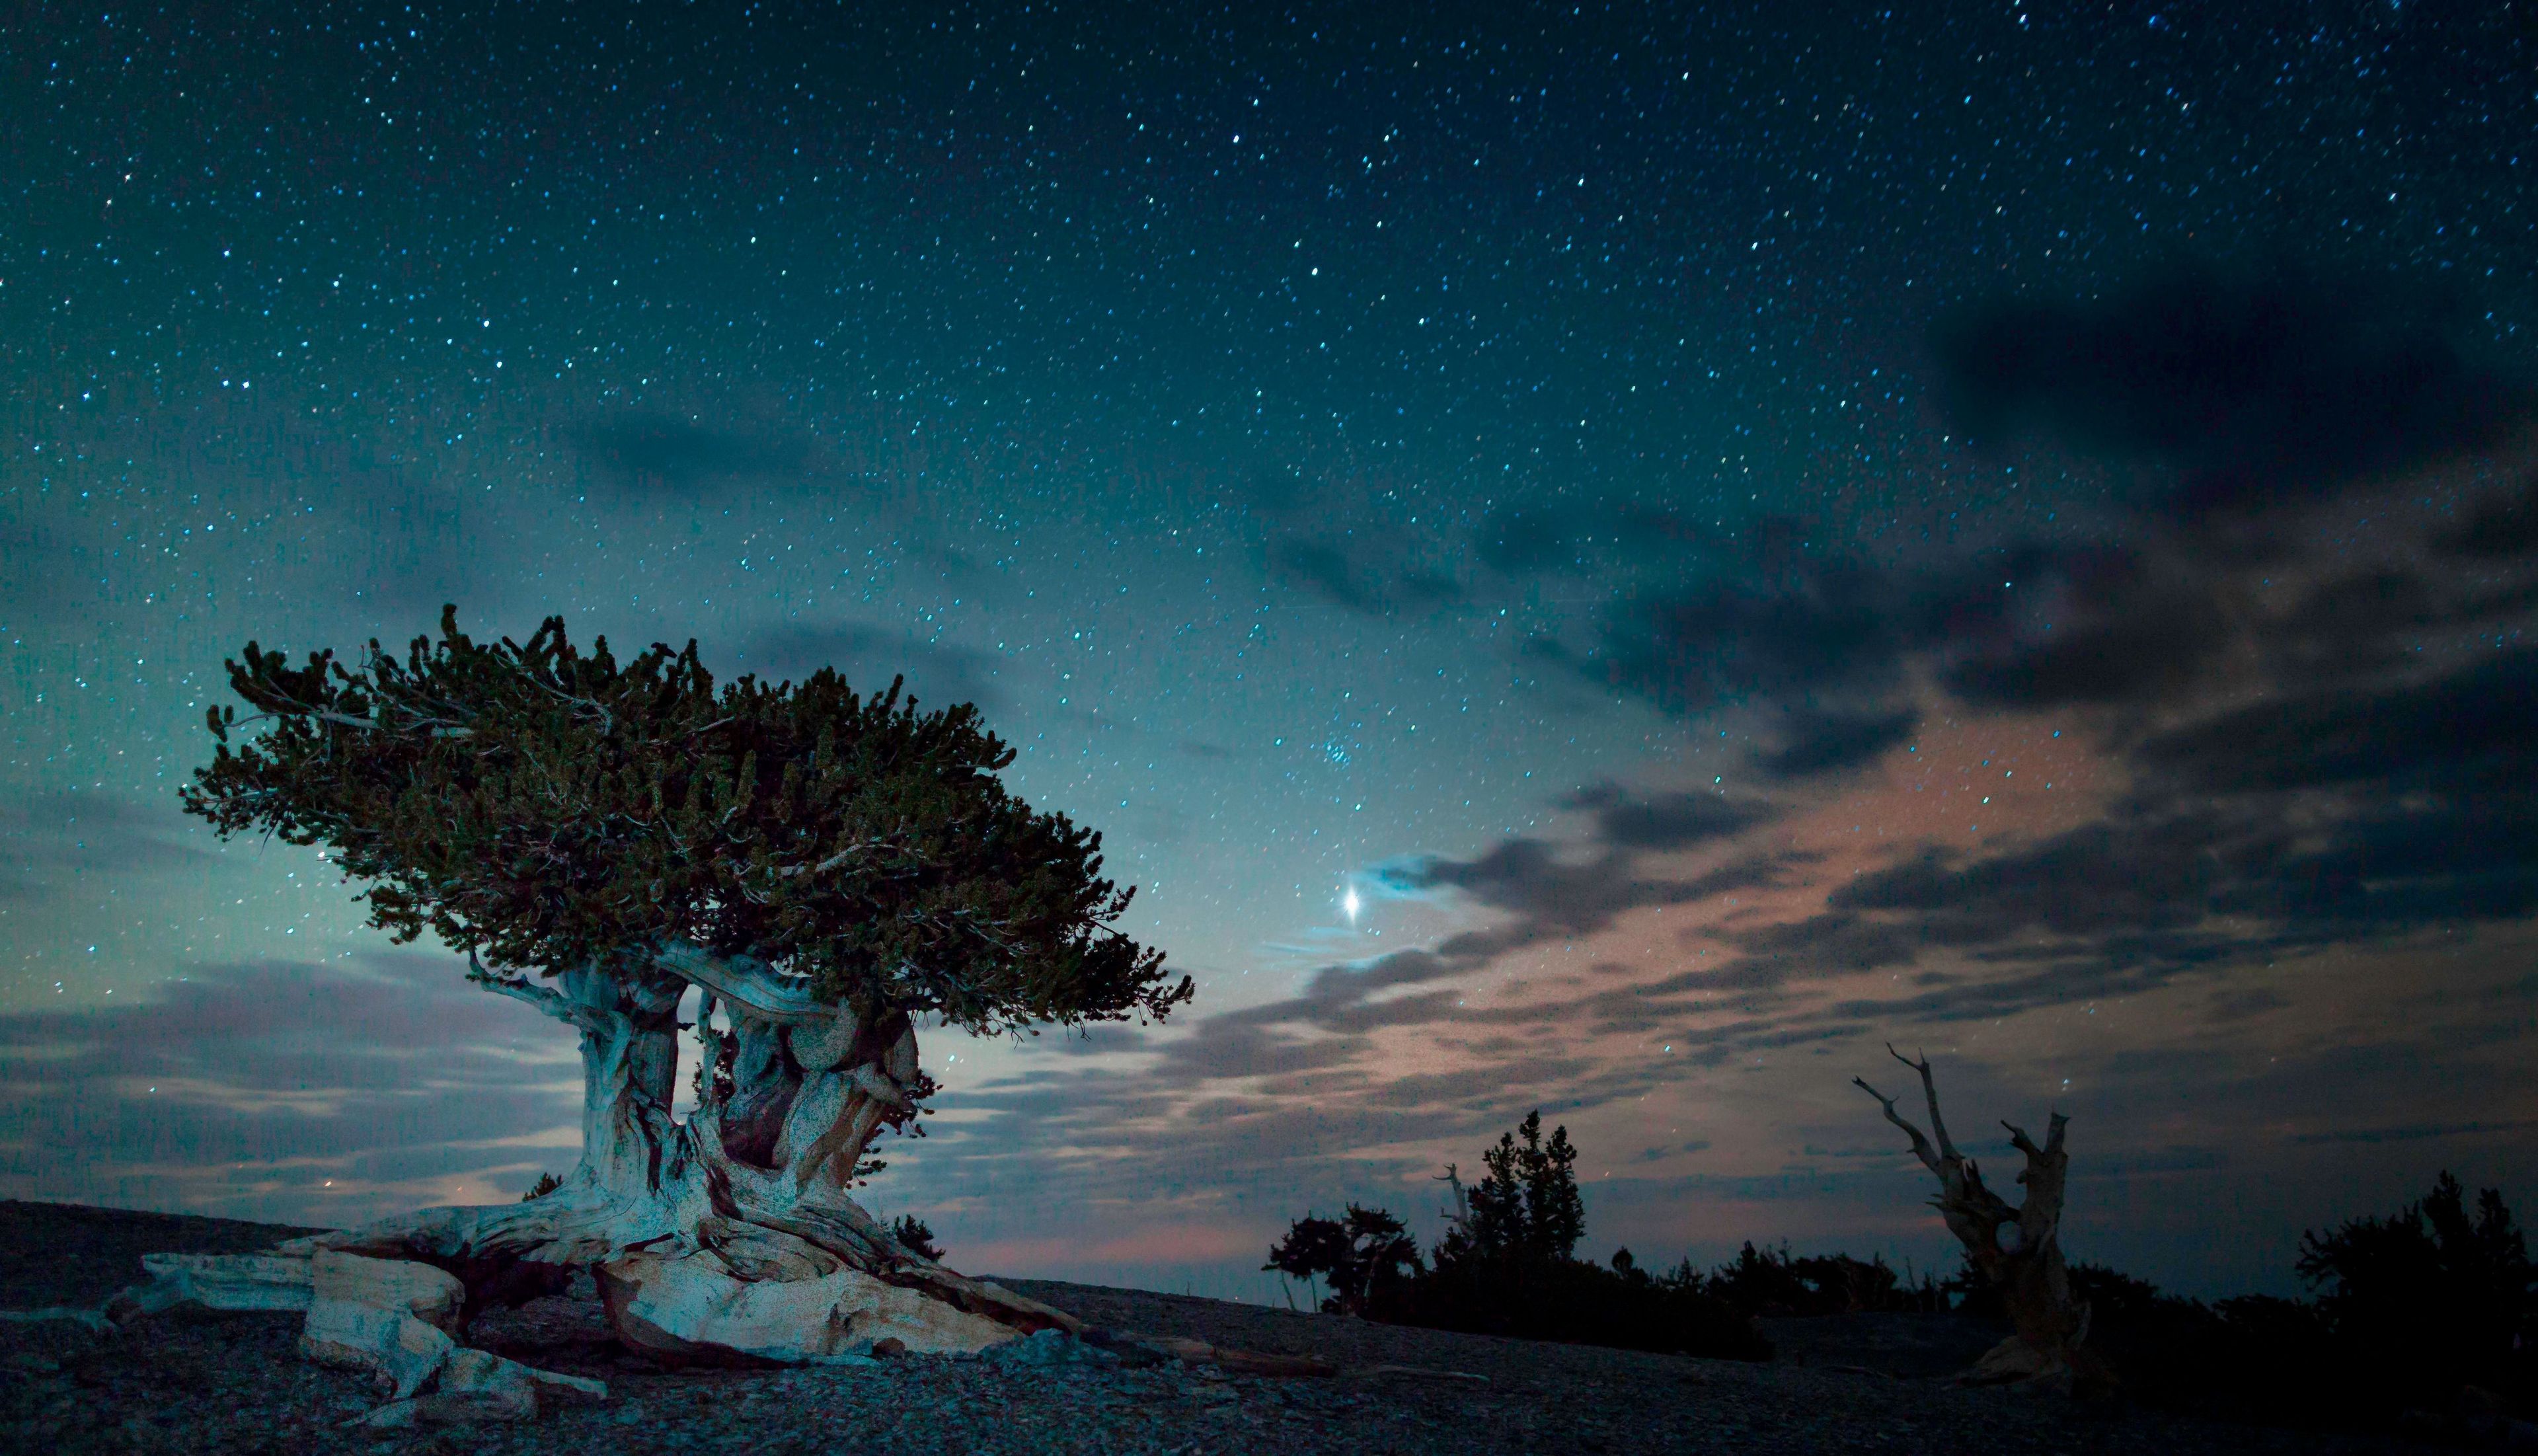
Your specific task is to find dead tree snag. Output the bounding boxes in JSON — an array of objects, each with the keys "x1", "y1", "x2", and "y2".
[{"x1": 1853, "y1": 1044, "x2": 2111, "y2": 1393}]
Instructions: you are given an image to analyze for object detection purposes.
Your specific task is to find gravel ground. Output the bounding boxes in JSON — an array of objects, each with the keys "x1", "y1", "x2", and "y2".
[{"x1": 0, "y1": 1200, "x2": 2442, "y2": 1455}]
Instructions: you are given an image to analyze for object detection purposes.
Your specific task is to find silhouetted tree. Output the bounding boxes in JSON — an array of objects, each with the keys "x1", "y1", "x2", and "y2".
[
  {"x1": 1704, "y1": 1241, "x2": 1920, "y2": 1317},
  {"x1": 1264, "y1": 1204, "x2": 1421, "y2": 1317},
  {"x1": 1404, "y1": 1112, "x2": 1767, "y2": 1359},
  {"x1": 2298, "y1": 1172, "x2": 2535, "y2": 1405},
  {"x1": 1436, "y1": 1110, "x2": 1584, "y2": 1266}
]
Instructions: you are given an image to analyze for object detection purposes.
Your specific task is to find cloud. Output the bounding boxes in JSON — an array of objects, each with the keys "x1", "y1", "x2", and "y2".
[
  {"x1": 1590, "y1": 517, "x2": 1915, "y2": 718},
  {"x1": 0, "y1": 790, "x2": 208, "y2": 904},
  {"x1": 568, "y1": 416, "x2": 827, "y2": 496},
  {"x1": 2435, "y1": 470, "x2": 2538, "y2": 558},
  {"x1": 0, "y1": 952, "x2": 579, "y2": 1221},
  {"x1": 1240, "y1": 469, "x2": 1467, "y2": 615},
  {"x1": 1561, "y1": 781, "x2": 1771, "y2": 849},
  {"x1": 1755, "y1": 707, "x2": 1921, "y2": 779},
  {"x1": 735, "y1": 623, "x2": 1008, "y2": 715},
  {"x1": 1268, "y1": 539, "x2": 1462, "y2": 614},
  {"x1": 1933, "y1": 264, "x2": 2528, "y2": 516}
]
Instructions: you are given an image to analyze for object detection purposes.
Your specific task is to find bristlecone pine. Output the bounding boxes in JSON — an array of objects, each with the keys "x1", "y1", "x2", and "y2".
[
  {"x1": 1854, "y1": 1045, "x2": 2115, "y2": 1395},
  {"x1": 102, "y1": 609, "x2": 1191, "y2": 1408}
]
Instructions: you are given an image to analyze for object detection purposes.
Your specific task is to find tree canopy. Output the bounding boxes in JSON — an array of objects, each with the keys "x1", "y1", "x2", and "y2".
[
  {"x1": 182, "y1": 607, "x2": 1188, "y2": 1033},
  {"x1": 1438, "y1": 1110, "x2": 1585, "y2": 1267}
]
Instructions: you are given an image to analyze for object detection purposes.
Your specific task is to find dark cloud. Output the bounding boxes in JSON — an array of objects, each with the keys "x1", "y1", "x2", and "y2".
[
  {"x1": 1755, "y1": 707, "x2": 1921, "y2": 778},
  {"x1": 2136, "y1": 648, "x2": 2538, "y2": 797},
  {"x1": 1561, "y1": 781, "x2": 1771, "y2": 849},
  {"x1": 2435, "y1": 471, "x2": 2538, "y2": 558},
  {"x1": 1664, "y1": 646, "x2": 2538, "y2": 1024},
  {"x1": 0, "y1": 953, "x2": 577, "y2": 1219},
  {"x1": 1935, "y1": 264, "x2": 2527, "y2": 516},
  {"x1": 569, "y1": 416, "x2": 824, "y2": 496},
  {"x1": 1942, "y1": 551, "x2": 2230, "y2": 709},
  {"x1": 0, "y1": 790, "x2": 207, "y2": 904},
  {"x1": 1592, "y1": 523, "x2": 1909, "y2": 717},
  {"x1": 1268, "y1": 539, "x2": 1462, "y2": 615},
  {"x1": 1476, "y1": 504, "x2": 1588, "y2": 574},
  {"x1": 2288, "y1": 1119, "x2": 2538, "y2": 1147},
  {"x1": 736, "y1": 623, "x2": 1008, "y2": 715},
  {"x1": 2205, "y1": 987, "x2": 2288, "y2": 1024}
]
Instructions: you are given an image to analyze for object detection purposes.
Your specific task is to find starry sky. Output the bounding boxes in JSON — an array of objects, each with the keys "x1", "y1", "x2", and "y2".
[{"x1": 4, "y1": 1, "x2": 2536, "y2": 1302}]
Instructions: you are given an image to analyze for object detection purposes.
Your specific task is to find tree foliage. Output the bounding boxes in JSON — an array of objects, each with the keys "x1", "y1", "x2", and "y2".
[
  {"x1": 182, "y1": 607, "x2": 1190, "y2": 1032},
  {"x1": 1265, "y1": 1112, "x2": 1769, "y2": 1361},
  {"x1": 1264, "y1": 1204, "x2": 1420, "y2": 1317},
  {"x1": 1701, "y1": 1241, "x2": 1939, "y2": 1317},
  {"x1": 2297, "y1": 1170, "x2": 2535, "y2": 1400},
  {"x1": 891, "y1": 1215, "x2": 946, "y2": 1263},
  {"x1": 1436, "y1": 1109, "x2": 1584, "y2": 1268}
]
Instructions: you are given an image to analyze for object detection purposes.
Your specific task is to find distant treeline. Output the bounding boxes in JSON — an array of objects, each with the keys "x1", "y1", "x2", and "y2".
[
  {"x1": 1265, "y1": 1111, "x2": 1771, "y2": 1361},
  {"x1": 1268, "y1": 1114, "x2": 2536, "y2": 1433}
]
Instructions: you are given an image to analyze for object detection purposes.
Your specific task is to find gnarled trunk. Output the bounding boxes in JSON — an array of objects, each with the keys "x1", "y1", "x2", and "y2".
[
  {"x1": 288, "y1": 946, "x2": 1071, "y2": 1365},
  {"x1": 1854, "y1": 1045, "x2": 2112, "y2": 1395},
  {"x1": 103, "y1": 943, "x2": 1074, "y2": 1412}
]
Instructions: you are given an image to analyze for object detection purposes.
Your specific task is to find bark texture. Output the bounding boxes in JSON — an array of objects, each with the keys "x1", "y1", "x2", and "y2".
[
  {"x1": 1854, "y1": 1045, "x2": 2112, "y2": 1395},
  {"x1": 106, "y1": 941, "x2": 1076, "y2": 1404}
]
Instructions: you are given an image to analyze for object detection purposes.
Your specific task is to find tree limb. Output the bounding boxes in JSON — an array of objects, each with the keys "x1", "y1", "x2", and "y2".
[
  {"x1": 651, "y1": 940, "x2": 829, "y2": 1024},
  {"x1": 1887, "y1": 1042, "x2": 1964, "y2": 1163},
  {"x1": 1852, "y1": 1074, "x2": 1944, "y2": 1176},
  {"x1": 467, "y1": 952, "x2": 599, "y2": 1030}
]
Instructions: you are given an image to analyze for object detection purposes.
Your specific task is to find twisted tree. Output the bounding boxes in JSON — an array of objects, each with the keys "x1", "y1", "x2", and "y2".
[
  {"x1": 1853, "y1": 1045, "x2": 2112, "y2": 1393},
  {"x1": 156, "y1": 608, "x2": 1188, "y2": 1377}
]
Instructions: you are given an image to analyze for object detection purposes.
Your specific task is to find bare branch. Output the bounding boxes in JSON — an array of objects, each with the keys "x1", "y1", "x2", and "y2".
[
  {"x1": 467, "y1": 951, "x2": 588, "y2": 1027},
  {"x1": 1886, "y1": 1042, "x2": 1964, "y2": 1163},
  {"x1": 765, "y1": 840, "x2": 889, "y2": 881},
  {"x1": 1853, "y1": 1075, "x2": 1944, "y2": 1175}
]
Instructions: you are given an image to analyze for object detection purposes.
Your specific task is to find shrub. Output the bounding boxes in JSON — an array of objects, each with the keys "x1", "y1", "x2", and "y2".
[
  {"x1": 2298, "y1": 1171, "x2": 2535, "y2": 1413},
  {"x1": 1703, "y1": 1241, "x2": 1940, "y2": 1317},
  {"x1": 892, "y1": 1214, "x2": 946, "y2": 1262}
]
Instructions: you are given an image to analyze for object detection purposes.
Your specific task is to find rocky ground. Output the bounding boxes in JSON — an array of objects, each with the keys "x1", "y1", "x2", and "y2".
[{"x1": 0, "y1": 1200, "x2": 2447, "y2": 1455}]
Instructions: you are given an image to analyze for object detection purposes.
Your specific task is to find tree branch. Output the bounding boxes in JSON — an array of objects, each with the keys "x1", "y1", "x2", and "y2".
[
  {"x1": 651, "y1": 940, "x2": 829, "y2": 1024},
  {"x1": 467, "y1": 952, "x2": 597, "y2": 1029},
  {"x1": 847, "y1": 1063, "x2": 912, "y2": 1112},
  {"x1": 1887, "y1": 1042, "x2": 1964, "y2": 1163},
  {"x1": 1853, "y1": 1075, "x2": 1944, "y2": 1176}
]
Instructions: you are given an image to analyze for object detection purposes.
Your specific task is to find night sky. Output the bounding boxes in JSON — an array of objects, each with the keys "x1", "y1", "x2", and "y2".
[{"x1": 5, "y1": 2, "x2": 2536, "y2": 1302}]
